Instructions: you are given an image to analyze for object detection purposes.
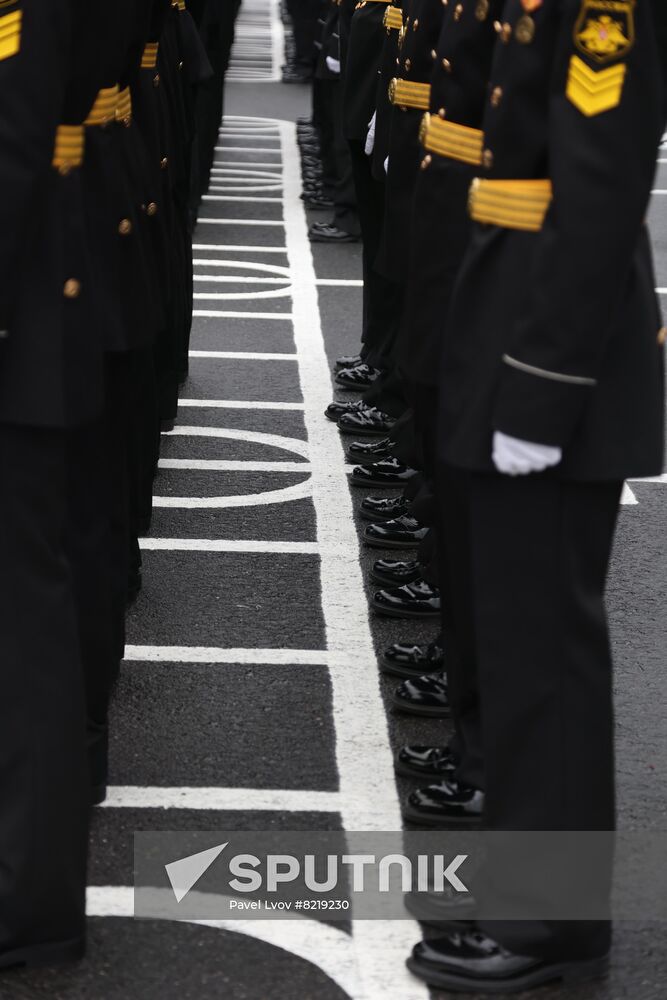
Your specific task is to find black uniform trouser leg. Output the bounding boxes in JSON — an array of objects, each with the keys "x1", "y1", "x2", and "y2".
[
  {"x1": 438, "y1": 465, "x2": 621, "y2": 959},
  {"x1": 0, "y1": 425, "x2": 88, "y2": 964},
  {"x1": 349, "y1": 139, "x2": 404, "y2": 369}
]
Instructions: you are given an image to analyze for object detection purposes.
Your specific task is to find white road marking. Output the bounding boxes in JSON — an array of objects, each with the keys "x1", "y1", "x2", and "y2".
[
  {"x1": 158, "y1": 459, "x2": 310, "y2": 472},
  {"x1": 196, "y1": 218, "x2": 285, "y2": 227},
  {"x1": 193, "y1": 310, "x2": 293, "y2": 319},
  {"x1": 280, "y1": 121, "x2": 429, "y2": 1000},
  {"x1": 188, "y1": 349, "x2": 297, "y2": 359},
  {"x1": 316, "y1": 279, "x2": 363, "y2": 287},
  {"x1": 139, "y1": 538, "x2": 318, "y2": 554},
  {"x1": 161, "y1": 426, "x2": 309, "y2": 459},
  {"x1": 194, "y1": 287, "x2": 292, "y2": 301},
  {"x1": 192, "y1": 245, "x2": 287, "y2": 254},
  {"x1": 87, "y1": 887, "x2": 360, "y2": 999},
  {"x1": 124, "y1": 646, "x2": 330, "y2": 665},
  {"x1": 152, "y1": 480, "x2": 313, "y2": 509},
  {"x1": 177, "y1": 399, "x2": 304, "y2": 410},
  {"x1": 194, "y1": 276, "x2": 290, "y2": 284},
  {"x1": 201, "y1": 195, "x2": 283, "y2": 203},
  {"x1": 101, "y1": 787, "x2": 341, "y2": 813}
]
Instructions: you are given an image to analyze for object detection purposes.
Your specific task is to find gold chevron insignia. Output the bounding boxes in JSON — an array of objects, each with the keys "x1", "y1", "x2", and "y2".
[
  {"x1": 0, "y1": 7, "x2": 21, "y2": 62},
  {"x1": 566, "y1": 54, "x2": 626, "y2": 116},
  {"x1": 574, "y1": 0, "x2": 634, "y2": 63}
]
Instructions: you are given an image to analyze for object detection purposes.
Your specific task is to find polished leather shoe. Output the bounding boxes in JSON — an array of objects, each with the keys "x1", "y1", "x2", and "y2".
[
  {"x1": 335, "y1": 353, "x2": 363, "y2": 371},
  {"x1": 360, "y1": 496, "x2": 409, "y2": 523},
  {"x1": 364, "y1": 514, "x2": 428, "y2": 549},
  {"x1": 335, "y1": 364, "x2": 380, "y2": 390},
  {"x1": 395, "y1": 744, "x2": 458, "y2": 780},
  {"x1": 325, "y1": 399, "x2": 366, "y2": 422},
  {"x1": 339, "y1": 406, "x2": 396, "y2": 437},
  {"x1": 346, "y1": 436, "x2": 395, "y2": 465},
  {"x1": 282, "y1": 67, "x2": 312, "y2": 83},
  {"x1": 373, "y1": 580, "x2": 441, "y2": 620},
  {"x1": 403, "y1": 779, "x2": 484, "y2": 826},
  {"x1": 380, "y1": 638, "x2": 444, "y2": 677},
  {"x1": 351, "y1": 457, "x2": 418, "y2": 488},
  {"x1": 309, "y1": 222, "x2": 359, "y2": 243},
  {"x1": 304, "y1": 195, "x2": 335, "y2": 210},
  {"x1": 407, "y1": 929, "x2": 609, "y2": 992},
  {"x1": 393, "y1": 670, "x2": 450, "y2": 716},
  {"x1": 371, "y1": 558, "x2": 423, "y2": 586}
]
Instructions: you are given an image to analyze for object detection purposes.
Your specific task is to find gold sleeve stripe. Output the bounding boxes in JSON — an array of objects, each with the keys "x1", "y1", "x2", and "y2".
[
  {"x1": 388, "y1": 78, "x2": 431, "y2": 110},
  {"x1": 0, "y1": 9, "x2": 21, "y2": 62},
  {"x1": 141, "y1": 42, "x2": 159, "y2": 69},
  {"x1": 84, "y1": 85, "x2": 120, "y2": 126},
  {"x1": 383, "y1": 6, "x2": 403, "y2": 29},
  {"x1": 116, "y1": 87, "x2": 133, "y2": 124},
  {"x1": 420, "y1": 114, "x2": 484, "y2": 166},
  {"x1": 52, "y1": 125, "x2": 85, "y2": 172},
  {"x1": 566, "y1": 54, "x2": 627, "y2": 117},
  {"x1": 469, "y1": 178, "x2": 553, "y2": 232}
]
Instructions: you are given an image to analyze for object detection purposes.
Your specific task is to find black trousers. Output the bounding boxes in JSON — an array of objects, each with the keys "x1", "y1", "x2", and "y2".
[
  {"x1": 435, "y1": 465, "x2": 622, "y2": 958},
  {"x1": 313, "y1": 79, "x2": 359, "y2": 235},
  {"x1": 0, "y1": 424, "x2": 88, "y2": 965},
  {"x1": 348, "y1": 139, "x2": 404, "y2": 370}
]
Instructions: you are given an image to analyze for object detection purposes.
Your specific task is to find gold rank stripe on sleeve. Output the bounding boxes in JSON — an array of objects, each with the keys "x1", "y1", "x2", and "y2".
[
  {"x1": 84, "y1": 85, "x2": 120, "y2": 127},
  {"x1": 0, "y1": 7, "x2": 21, "y2": 62},
  {"x1": 468, "y1": 178, "x2": 553, "y2": 232},
  {"x1": 420, "y1": 114, "x2": 484, "y2": 166},
  {"x1": 173, "y1": 0, "x2": 186, "y2": 9},
  {"x1": 566, "y1": 54, "x2": 627, "y2": 116},
  {"x1": 388, "y1": 78, "x2": 431, "y2": 111},
  {"x1": 141, "y1": 42, "x2": 159, "y2": 69},
  {"x1": 383, "y1": 6, "x2": 404, "y2": 29},
  {"x1": 52, "y1": 125, "x2": 85, "y2": 173},
  {"x1": 116, "y1": 87, "x2": 132, "y2": 125}
]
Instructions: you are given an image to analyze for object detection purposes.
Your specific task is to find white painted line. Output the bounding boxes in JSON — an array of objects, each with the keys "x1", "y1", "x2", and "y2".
[
  {"x1": 196, "y1": 218, "x2": 284, "y2": 226},
  {"x1": 152, "y1": 479, "x2": 313, "y2": 509},
  {"x1": 194, "y1": 275, "x2": 290, "y2": 284},
  {"x1": 158, "y1": 458, "x2": 310, "y2": 472},
  {"x1": 101, "y1": 787, "x2": 341, "y2": 813},
  {"x1": 123, "y1": 645, "x2": 330, "y2": 665},
  {"x1": 192, "y1": 245, "x2": 287, "y2": 254},
  {"x1": 139, "y1": 538, "x2": 318, "y2": 554},
  {"x1": 620, "y1": 483, "x2": 638, "y2": 506},
  {"x1": 160, "y1": 426, "x2": 310, "y2": 458},
  {"x1": 86, "y1": 888, "x2": 360, "y2": 1000},
  {"x1": 188, "y1": 350, "x2": 297, "y2": 359},
  {"x1": 200, "y1": 195, "x2": 282, "y2": 203},
  {"x1": 210, "y1": 165, "x2": 282, "y2": 173},
  {"x1": 215, "y1": 147, "x2": 282, "y2": 154},
  {"x1": 628, "y1": 473, "x2": 667, "y2": 483},
  {"x1": 316, "y1": 279, "x2": 363, "y2": 288},
  {"x1": 192, "y1": 258, "x2": 289, "y2": 275},
  {"x1": 652, "y1": 190, "x2": 667, "y2": 194},
  {"x1": 194, "y1": 287, "x2": 292, "y2": 301},
  {"x1": 280, "y1": 121, "x2": 428, "y2": 1000},
  {"x1": 193, "y1": 310, "x2": 292, "y2": 320},
  {"x1": 178, "y1": 399, "x2": 304, "y2": 411}
]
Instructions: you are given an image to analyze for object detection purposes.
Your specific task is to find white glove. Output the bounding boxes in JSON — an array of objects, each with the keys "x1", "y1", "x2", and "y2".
[
  {"x1": 365, "y1": 110, "x2": 377, "y2": 156},
  {"x1": 384, "y1": 155, "x2": 389, "y2": 174},
  {"x1": 326, "y1": 56, "x2": 341, "y2": 75},
  {"x1": 492, "y1": 431, "x2": 562, "y2": 476}
]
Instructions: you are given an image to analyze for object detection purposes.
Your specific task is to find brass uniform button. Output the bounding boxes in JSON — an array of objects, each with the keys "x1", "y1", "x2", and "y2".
[
  {"x1": 413, "y1": 18, "x2": 419, "y2": 28},
  {"x1": 441, "y1": 0, "x2": 448, "y2": 5},
  {"x1": 404, "y1": 58, "x2": 411, "y2": 72},
  {"x1": 420, "y1": 155, "x2": 432, "y2": 170},
  {"x1": 419, "y1": 112, "x2": 430, "y2": 144},
  {"x1": 515, "y1": 14, "x2": 535, "y2": 43},
  {"x1": 491, "y1": 86, "x2": 503, "y2": 107},
  {"x1": 658, "y1": 326, "x2": 667, "y2": 346},
  {"x1": 118, "y1": 218, "x2": 132, "y2": 235},
  {"x1": 482, "y1": 148, "x2": 494, "y2": 169},
  {"x1": 500, "y1": 21, "x2": 512, "y2": 41},
  {"x1": 161, "y1": 156, "x2": 169, "y2": 169},
  {"x1": 442, "y1": 58, "x2": 452, "y2": 72},
  {"x1": 438, "y1": 107, "x2": 446, "y2": 119},
  {"x1": 63, "y1": 279, "x2": 81, "y2": 299},
  {"x1": 454, "y1": 3, "x2": 463, "y2": 20},
  {"x1": 146, "y1": 202, "x2": 158, "y2": 217},
  {"x1": 475, "y1": 0, "x2": 489, "y2": 19},
  {"x1": 153, "y1": 73, "x2": 160, "y2": 87},
  {"x1": 430, "y1": 49, "x2": 436, "y2": 59}
]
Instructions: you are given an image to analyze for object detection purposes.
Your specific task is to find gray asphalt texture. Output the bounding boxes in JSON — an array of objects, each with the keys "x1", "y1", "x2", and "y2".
[{"x1": 3, "y1": 17, "x2": 667, "y2": 1000}]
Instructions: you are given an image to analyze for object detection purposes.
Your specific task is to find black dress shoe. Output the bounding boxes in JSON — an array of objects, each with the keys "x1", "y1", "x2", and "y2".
[
  {"x1": 309, "y1": 222, "x2": 359, "y2": 243},
  {"x1": 282, "y1": 67, "x2": 312, "y2": 83},
  {"x1": 339, "y1": 406, "x2": 396, "y2": 437},
  {"x1": 364, "y1": 514, "x2": 428, "y2": 549},
  {"x1": 407, "y1": 928, "x2": 609, "y2": 992},
  {"x1": 325, "y1": 399, "x2": 366, "y2": 422},
  {"x1": 304, "y1": 195, "x2": 335, "y2": 210},
  {"x1": 392, "y1": 670, "x2": 450, "y2": 716},
  {"x1": 403, "y1": 779, "x2": 484, "y2": 826},
  {"x1": 346, "y1": 436, "x2": 395, "y2": 465},
  {"x1": 335, "y1": 364, "x2": 380, "y2": 390},
  {"x1": 335, "y1": 353, "x2": 363, "y2": 371},
  {"x1": 351, "y1": 457, "x2": 418, "y2": 488},
  {"x1": 371, "y1": 558, "x2": 423, "y2": 586},
  {"x1": 395, "y1": 745, "x2": 458, "y2": 780},
  {"x1": 380, "y1": 638, "x2": 444, "y2": 677},
  {"x1": 404, "y1": 886, "x2": 477, "y2": 927},
  {"x1": 373, "y1": 580, "x2": 441, "y2": 619},
  {"x1": 360, "y1": 495, "x2": 409, "y2": 522}
]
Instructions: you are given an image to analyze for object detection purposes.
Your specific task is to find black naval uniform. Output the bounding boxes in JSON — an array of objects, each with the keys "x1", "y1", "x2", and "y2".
[
  {"x1": 0, "y1": 0, "x2": 109, "y2": 967},
  {"x1": 409, "y1": 0, "x2": 666, "y2": 990}
]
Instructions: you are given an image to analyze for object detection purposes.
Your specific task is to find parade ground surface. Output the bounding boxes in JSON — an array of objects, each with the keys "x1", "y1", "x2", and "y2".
[{"x1": 3, "y1": 2, "x2": 667, "y2": 998}]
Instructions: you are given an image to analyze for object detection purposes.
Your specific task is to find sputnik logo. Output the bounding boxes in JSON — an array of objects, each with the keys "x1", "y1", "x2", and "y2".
[{"x1": 165, "y1": 843, "x2": 229, "y2": 903}]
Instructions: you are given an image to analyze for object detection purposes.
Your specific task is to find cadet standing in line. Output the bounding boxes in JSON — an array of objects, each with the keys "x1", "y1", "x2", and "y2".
[
  {"x1": 0, "y1": 0, "x2": 108, "y2": 967},
  {"x1": 408, "y1": 0, "x2": 665, "y2": 991}
]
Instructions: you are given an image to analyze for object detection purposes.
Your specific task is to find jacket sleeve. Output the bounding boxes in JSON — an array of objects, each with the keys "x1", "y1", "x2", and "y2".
[
  {"x1": 492, "y1": 0, "x2": 665, "y2": 446},
  {"x1": 0, "y1": 0, "x2": 69, "y2": 332}
]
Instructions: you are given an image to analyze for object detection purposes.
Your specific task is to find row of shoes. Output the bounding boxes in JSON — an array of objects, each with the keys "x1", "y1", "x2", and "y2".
[
  {"x1": 325, "y1": 354, "x2": 485, "y2": 829},
  {"x1": 296, "y1": 118, "x2": 333, "y2": 209}
]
